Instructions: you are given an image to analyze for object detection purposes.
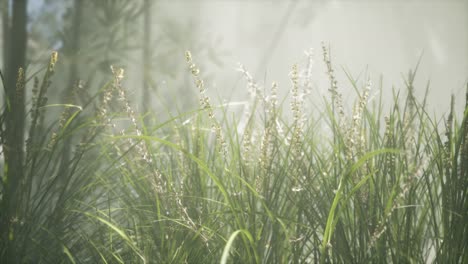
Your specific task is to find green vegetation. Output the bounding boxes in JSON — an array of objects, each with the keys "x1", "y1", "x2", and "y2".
[{"x1": 0, "y1": 45, "x2": 467, "y2": 263}]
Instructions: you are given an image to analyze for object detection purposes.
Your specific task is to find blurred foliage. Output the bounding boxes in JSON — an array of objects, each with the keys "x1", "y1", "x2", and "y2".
[{"x1": 26, "y1": 0, "x2": 226, "y2": 115}]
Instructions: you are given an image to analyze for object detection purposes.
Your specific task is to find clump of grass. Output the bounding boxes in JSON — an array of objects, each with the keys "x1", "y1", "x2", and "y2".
[
  {"x1": 83, "y1": 47, "x2": 467, "y2": 263},
  {"x1": 0, "y1": 53, "x2": 145, "y2": 263}
]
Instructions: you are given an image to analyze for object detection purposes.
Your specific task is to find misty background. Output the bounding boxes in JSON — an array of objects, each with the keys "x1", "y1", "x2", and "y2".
[
  {"x1": 0, "y1": 1, "x2": 467, "y2": 262},
  {"x1": 4, "y1": 0, "x2": 468, "y2": 118}
]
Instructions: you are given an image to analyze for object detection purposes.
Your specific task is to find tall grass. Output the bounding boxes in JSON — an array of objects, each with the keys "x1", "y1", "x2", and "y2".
[
  {"x1": 0, "y1": 53, "x2": 137, "y2": 262},
  {"x1": 1, "y1": 47, "x2": 467, "y2": 263}
]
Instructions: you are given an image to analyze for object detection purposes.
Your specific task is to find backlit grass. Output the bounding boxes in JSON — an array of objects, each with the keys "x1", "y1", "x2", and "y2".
[{"x1": 1, "y1": 47, "x2": 467, "y2": 263}]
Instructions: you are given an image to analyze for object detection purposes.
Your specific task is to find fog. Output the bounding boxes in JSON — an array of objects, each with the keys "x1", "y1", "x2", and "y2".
[
  {"x1": 1, "y1": 1, "x2": 467, "y2": 262},
  {"x1": 4, "y1": 0, "x2": 468, "y2": 117},
  {"x1": 144, "y1": 0, "x2": 467, "y2": 117}
]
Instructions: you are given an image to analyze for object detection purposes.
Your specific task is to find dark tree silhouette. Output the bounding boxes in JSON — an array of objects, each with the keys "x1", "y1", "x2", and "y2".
[{"x1": 1, "y1": 0, "x2": 28, "y2": 261}]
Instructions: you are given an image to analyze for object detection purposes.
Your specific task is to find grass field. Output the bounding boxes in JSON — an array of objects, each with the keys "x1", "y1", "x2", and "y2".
[{"x1": 0, "y1": 46, "x2": 467, "y2": 263}]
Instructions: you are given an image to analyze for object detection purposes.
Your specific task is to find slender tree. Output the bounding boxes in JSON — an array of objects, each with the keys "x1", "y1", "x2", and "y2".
[
  {"x1": 57, "y1": 0, "x2": 82, "y2": 182},
  {"x1": 1, "y1": 0, "x2": 28, "y2": 261},
  {"x1": 1, "y1": 0, "x2": 9, "y2": 71},
  {"x1": 141, "y1": 0, "x2": 151, "y2": 114}
]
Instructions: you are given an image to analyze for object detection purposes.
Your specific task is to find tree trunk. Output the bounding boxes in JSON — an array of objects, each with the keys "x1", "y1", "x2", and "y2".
[
  {"x1": 1, "y1": 0, "x2": 28, "y2": 261},
  {"x1": 1, "y1": 0, "x2": 9, "y2": 71},
  {"x1": 58, "y1": 0, "x2": 82, "y2": 181},
  {"x1": 141, "y1": 0, "x2": 151, "y2": 114}
]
